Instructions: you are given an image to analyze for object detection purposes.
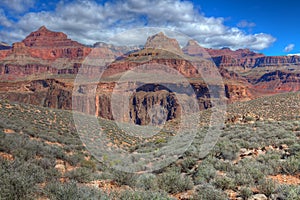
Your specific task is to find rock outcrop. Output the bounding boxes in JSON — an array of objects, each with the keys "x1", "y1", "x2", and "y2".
[
  {"x1": 209, "y1": 50, "x2": 300, "y2": 68},
  {"x1": 0, "y1": 26, "x2": 92, "y2": 61},
  {"x1": 0, "y1": 77, "x2": 251, "y2": 125},
  {"x1": 254, "y1": 56, "x2": 300, "y2": 67},
  {"x1": 254, "y1": 70, "x2": 300, "y2": 92},
  {"x1": 184, "y1": 41, "x2": 300, "y2": 68},
  {"x1": 23, "y1": 26, "x2": 82, "y2": 48},
  {"x1": 145, "y1": 32, "x2": 183, "y2": 55},
  {"x1": 0, "y1": 42, "x2": 11, "y2": 50},
  {"x1": 182, "y1": 40, "x2": 210, "y2": 58}
]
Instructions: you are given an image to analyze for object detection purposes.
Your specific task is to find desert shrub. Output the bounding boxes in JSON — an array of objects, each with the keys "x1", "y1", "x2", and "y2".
[
  {"x1": 279, "y1": 138, "x2": 297, "y2": 146},
  {"x1": 114, "y1": 190, "x2": 172, "y2": 200},
  {"x1": 214, "y1": 140, "x2": 239, "y2": 161},
  {"x1": 281, "y1": 156, "x2": 300, "y2": 175},
  {"x1": 289, "y1": 143, "x2": 300, "y2": 156},
  {"x1": 35, "y1": 157, "x2": 56, "y2": 169},
  {"x1": 110, "y1": 169, "x2": 137, "y2": 187},
  {"x1": 80, "y1": 159, "x2": 97, "y2": 172},
  {"x1": 184, "y1": 144, "x2": 198, "y2": 157},
  {"x1": 65, "y1": 153, "x2": 85, "y2": 166},
  {"x1": 193, "y1": 184, "x2": 227, "y2": 200},
  {"x1": 193, "y1": 163, "x2": 216, "y2": 184},
  {"x1": 158, "y1": 168, "x2": 193, "y2": 194},
  {"x1": 229, "y1": 171, "x2": 254, "y2": 186},
  {"x1": 241, "y1": 162, "x2": 265, "y2": 183},
  {"x1": 0, "y1": 159, "x2": 45, "y2": 200},
  {"x1": 256, "y1": 152, "x2": 282, "y2": 175},
  {"x1": 213, "y1": 175, "x2": 235, "y2": 190},
  {"x1": 44, "y1": 168, "x2": 61, "y2": 181},
  {"x1": 244, "y1": 116, "x2": 255, "y2": 122},
  {"x1": 65, "y1": 167, "x2": 93, "y2": 183},
  {"x1": 44, "y1": 181, "x2": 109, "y2": 200},
  {"x1": 236, "y1": 139, "x2": 251, "y2": 149},
  {"x1": 276, "y1": 185, "x2": 300, "y2": 200},
  {"x1": 257, "y1": 179, "x2": 277, "y2": 197},
  {"x1": 11, "y1": 147, "x2": 33, "y2": 161},
  {"x1": 41, "y1": 145, "x2": 66, "y2": 160},
  {"x1": 135, "y1": 173, "x2": 158, "y2": 190},
  {"x1": 240, "y1": 187, "x2": 253, "y2": 200},
  {"x1": 36, "y1": 144, "x2": 53, "y2": 157},
  {"x1": 213, "y1": 159, "x2": 236, "y2": 172},
  {"x1": 249, "y1": 168, "x2": 265, "y2": 183},
  {"x1": 181, "y1": 157, "x2": 196, "y2": 173}
]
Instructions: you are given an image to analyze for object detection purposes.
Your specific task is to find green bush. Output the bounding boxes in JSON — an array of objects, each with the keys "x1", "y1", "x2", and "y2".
[
  {"x1": 0, "y1": 159, "x2": 44, "y2": 200},
  {"x1": 194, "y1": 163, "x2": 216, "y2": 184},
  {"x1": 65, "y1": 167, "x2": 93, "y2": 183},
  {"x1": 245, "y1": 165, "x2": 265, "y2": 183},
  {"x1": 158, "y1": 168, "x2": 193, "y2": 194},
  {"x1": 80, "y1": 159, "x2": 97, "y2": 172},
  {"x1": 114, "y1": 190, "x2": 172, "y2": 200},
  {"x1": 276, "y1": 185, "x2": 300, "y2": 200},
  {"x1": 213, "y1": 175, "x2": 235, "y2": 190},
  {"x1": 44, "y1": 181, "x2": 109, "y2": 200},
  {"x1": 213, "y1": 160, "x2": 236, "y2": 172},
  {"x1": 110, "y1": 169, "x2": 137, "y2": 187},
  {"x1": 230, "y1": 171, "x2": 253, "y2": 186},
  {"x1": 257, "y1": 179, "x2": 277, "y2": 197},
  {"x1": 66, "y1": 153, "x2": 84, "y2": 166},
  {"x1": 214, "y1": 140, "x2": 239, "y2": 161},
  {"x1": 282, "y1": 156, "x2": 300, "y2": 175},
  {"x1": 289, "y1": 143, "x2": 300, "y2": 156},
  {"x1": 44, "y1": 168, "x2": 62, "y2": 181},
  {"x1": 193, "y1": 184, "x2": 227, "y2": 200},
  {"x1": 240, "y1": 187, "x2": 253, "y2": 200},
  {"x1": 35, "y1": 157, "x2": 56, "y2": 169},
  {"x1": 256, "y1": 152, "x2": 282, "y2": 175},
  {"x1": 135, "y1": 173, "x2": 158, "y2": 190},
  {"x1": 181, "y1": 157, "x2": 196, "y2": 173}
]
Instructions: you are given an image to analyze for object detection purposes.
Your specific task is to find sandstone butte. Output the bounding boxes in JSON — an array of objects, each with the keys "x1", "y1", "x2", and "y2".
[{"x1": 0, "y1": 26, "x2": 92, "y2": 61}]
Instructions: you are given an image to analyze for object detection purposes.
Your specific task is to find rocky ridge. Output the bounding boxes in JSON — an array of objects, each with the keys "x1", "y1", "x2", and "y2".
[{"x1": 183, "y1": 40, "x2": 300, "y2": 68}]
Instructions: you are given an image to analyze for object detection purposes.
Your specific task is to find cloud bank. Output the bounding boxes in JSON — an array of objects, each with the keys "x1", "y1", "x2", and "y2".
[
  {"x1": 0, "y1": 0, "x2": 35, "y2": 13},
  {"x1": 0, "y1": 0, "x2": 276, "y2": 50},
  {"x1": 284, "y1": 44, "x2": 295, "y2": 52}
]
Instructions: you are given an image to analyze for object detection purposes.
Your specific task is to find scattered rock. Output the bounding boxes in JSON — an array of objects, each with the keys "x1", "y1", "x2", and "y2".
[
  {"x1": 249, "y1": 194, "x2": 268, "y2": 200},
  {"x1": 3, "y1": 129, "x2": 15, "y2": 134},
  {"x1": 0, "y1": 152, "x2": 14, "y2": 160},
  {"x1": 54, "y1": 164, "x2": 66, "y2": 174}
]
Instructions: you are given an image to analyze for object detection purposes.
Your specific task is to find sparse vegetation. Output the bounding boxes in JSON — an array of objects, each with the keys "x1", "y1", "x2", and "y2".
[
  {"x1": 0, "y1": 92, "x2": 299, "y2": 199},
  {"x1": 158, "y1": 167, "x2": 194, "y2": 194}
]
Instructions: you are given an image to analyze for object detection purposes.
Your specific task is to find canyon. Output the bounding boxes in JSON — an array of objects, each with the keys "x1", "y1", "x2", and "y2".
[{"x1": 0, "y1": 26, "x2": 299, "y2": 125}]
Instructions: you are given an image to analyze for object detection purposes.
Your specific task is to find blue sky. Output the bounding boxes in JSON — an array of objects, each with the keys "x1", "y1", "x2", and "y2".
[
  {"x1": 198, "y1": 0, "x2": 300, "y2": 56},
  {"x1": 0, "y1": 0, "x2": 298, "y2": 56}
]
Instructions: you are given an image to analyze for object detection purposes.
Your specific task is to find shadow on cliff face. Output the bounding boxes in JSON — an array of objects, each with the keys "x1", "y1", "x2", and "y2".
[{"x1": 129, "y1": 83, "x2": 180, "y2": 126}]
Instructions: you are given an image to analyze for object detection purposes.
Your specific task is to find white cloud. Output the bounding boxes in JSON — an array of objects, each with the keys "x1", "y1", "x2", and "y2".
[
  {"x1": 0, "y1": 0, "x2": 276, "y2": 51},
  {"x1": 0, "y1": 9, "x2": 13, "y2": 27},
  {"x1": 287, "y1": 53, "x2": 300, "y2": 56},
  {"x1": 284, "y1": 44, "x2": 295, "y2": 52},
  {"x1": 0, "y1": 0, "x2": 35, "y2": 13},
  {"x1": 237, "y1": 20, "x2": 256, "y2": 28}
]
